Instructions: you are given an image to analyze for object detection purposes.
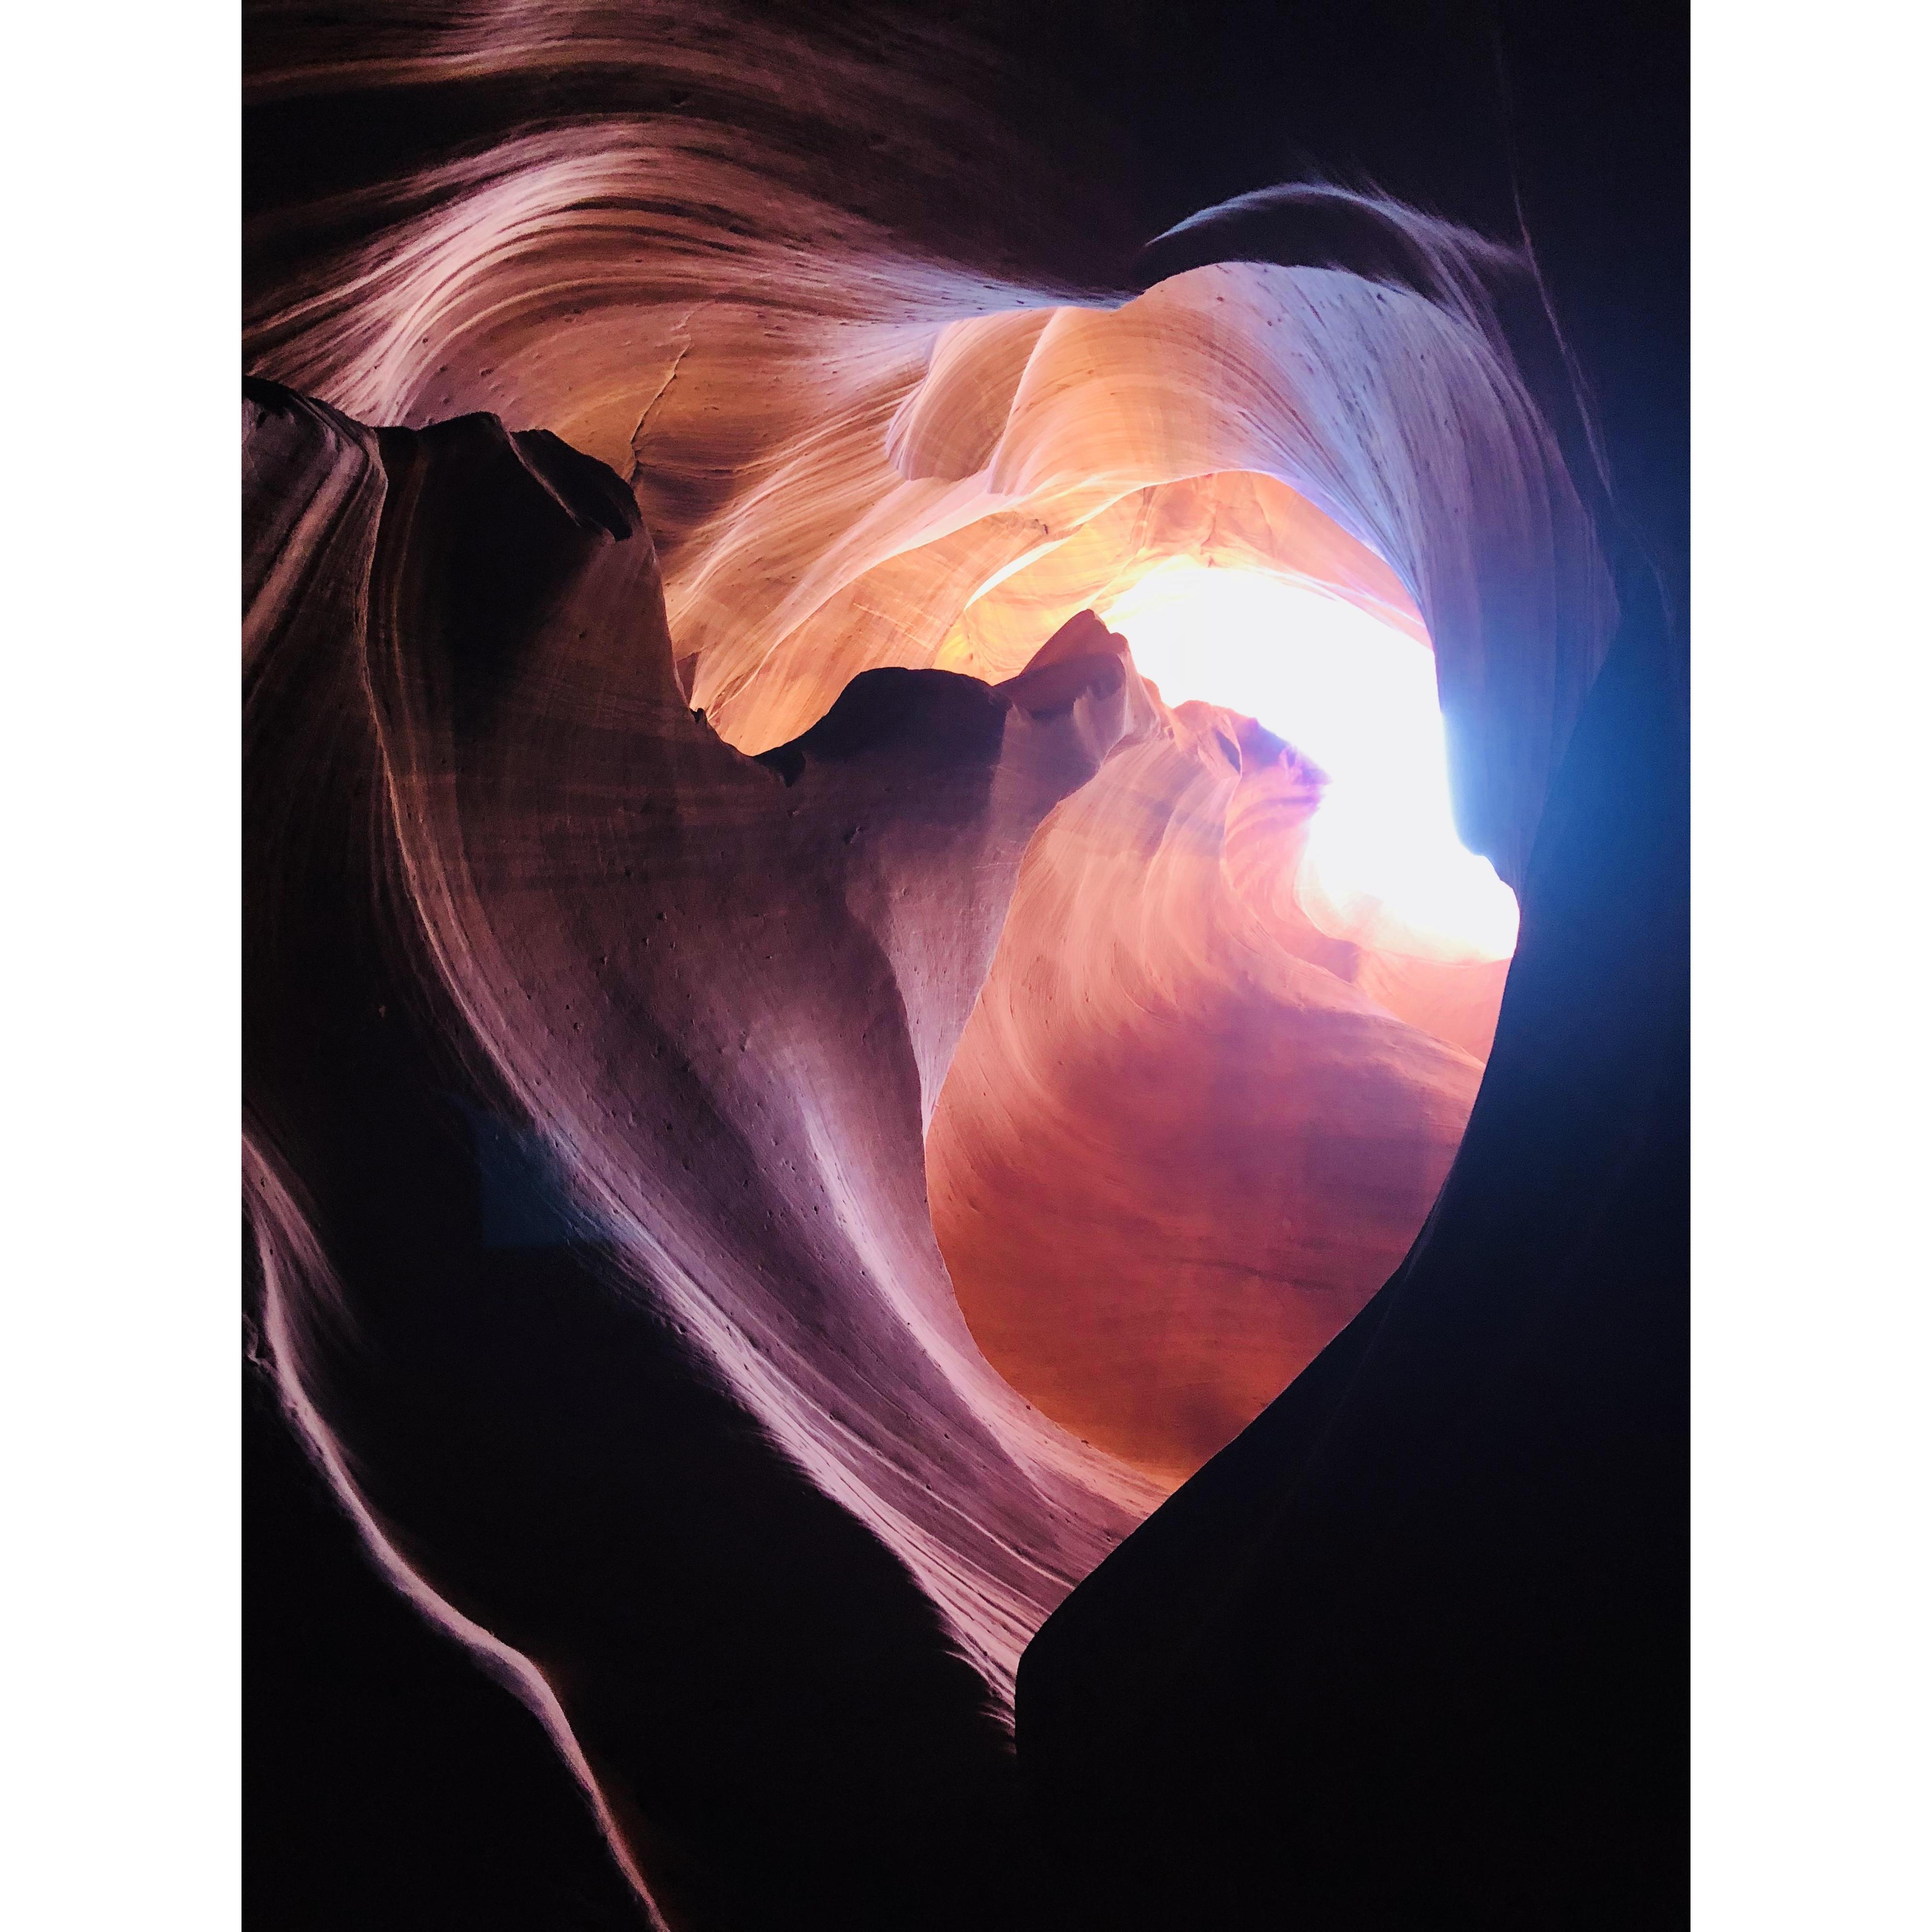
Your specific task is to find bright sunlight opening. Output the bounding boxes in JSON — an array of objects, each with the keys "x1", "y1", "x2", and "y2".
[{"x1": 1098, "y1": 560, "x2": 1519, "y2": 962}]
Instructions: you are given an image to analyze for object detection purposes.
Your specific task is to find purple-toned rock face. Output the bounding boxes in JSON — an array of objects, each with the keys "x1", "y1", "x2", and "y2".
[
  {"x1": 245, "y1": 9, "x2": 1685, "y2": 1928},
  {"x1": 246, "y1": 381, "x2": 1154, "y2": 1925}
]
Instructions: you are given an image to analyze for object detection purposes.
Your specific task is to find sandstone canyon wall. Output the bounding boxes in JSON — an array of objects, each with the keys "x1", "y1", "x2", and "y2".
[{"x1": 245, "y1": 6, "x2": 1686, "y2": 1926}]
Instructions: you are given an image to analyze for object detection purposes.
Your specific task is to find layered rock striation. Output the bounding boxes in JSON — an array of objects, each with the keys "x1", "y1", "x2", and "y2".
[{"x1": 244, "y1": 7, "x2": 1682, "y2": 1924}]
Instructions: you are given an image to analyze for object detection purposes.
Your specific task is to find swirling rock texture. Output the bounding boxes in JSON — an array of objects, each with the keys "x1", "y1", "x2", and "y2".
[
  {"x1": 245, "y1": 4, "x2": 1686, "y2": 1928},
  {"x1": 928, "y1": 691, "x2": 1500, "y2": 1485},
  {"x1": 246, "y1": 380, "x2": 1168, "y2": 1928}
]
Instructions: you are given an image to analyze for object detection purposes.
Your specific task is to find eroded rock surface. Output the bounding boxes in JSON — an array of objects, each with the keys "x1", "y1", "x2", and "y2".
[
  {"x1": 244, "y1": 379, "x2": 1157, "y2": 1929},
  {"x1": 243, "y1": 11, "x2": 1682, "y2": 1925}
]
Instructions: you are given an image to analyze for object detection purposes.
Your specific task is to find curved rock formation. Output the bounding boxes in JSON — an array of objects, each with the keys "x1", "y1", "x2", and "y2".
[
  {"x1": 244, "y1": 377, "x2": 1171, "y2": 1926},
  {"x1": 245, "y1": 5, "x2": 1685, "y2": 1926},
  {"x1": 929, "y1": 674, "x2": 1495, "y2": 1483}
]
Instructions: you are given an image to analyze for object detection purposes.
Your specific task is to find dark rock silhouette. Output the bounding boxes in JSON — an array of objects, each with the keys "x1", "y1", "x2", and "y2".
[{"x1": 1018, "y1": 558, "x2": 1687, "y2": 1928}]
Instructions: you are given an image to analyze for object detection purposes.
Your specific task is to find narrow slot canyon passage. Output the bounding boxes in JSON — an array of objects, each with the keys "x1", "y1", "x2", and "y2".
[
  {"x1": 243, "y1": 243, "x2": 1622, "y2": 1924},
  {"x1": 242, "y1": 10, "x2": 1686, "y2": 1925},
  {"x1": 927, "y1": 562, "x2": 1518, "y2": 1485}
]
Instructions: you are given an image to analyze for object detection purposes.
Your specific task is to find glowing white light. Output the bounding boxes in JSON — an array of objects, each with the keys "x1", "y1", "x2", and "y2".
[{"x1": 1097, "y1": 560, "x2": 1518, "y2": 961}]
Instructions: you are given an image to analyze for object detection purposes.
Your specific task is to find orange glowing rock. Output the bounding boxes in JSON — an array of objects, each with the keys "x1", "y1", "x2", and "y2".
[{"x1": 928, "y1": 656, "x2": 1494, "y2": 1484}]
